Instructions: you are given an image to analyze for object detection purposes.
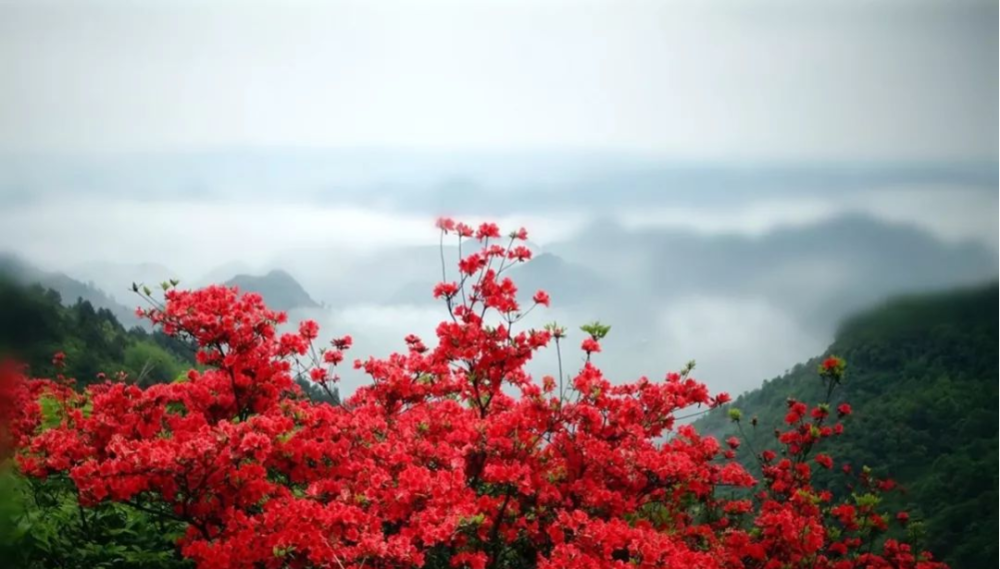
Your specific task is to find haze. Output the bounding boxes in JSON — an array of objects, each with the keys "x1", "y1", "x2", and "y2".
[{"x1": 1, "y1": 0, "x2": 996, "y2": 397}]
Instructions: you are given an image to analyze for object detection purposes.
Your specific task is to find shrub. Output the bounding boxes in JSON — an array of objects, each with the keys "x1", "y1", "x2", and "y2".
[{"x1": 2, "y1": 220, "x2": 945, "y2": 569}]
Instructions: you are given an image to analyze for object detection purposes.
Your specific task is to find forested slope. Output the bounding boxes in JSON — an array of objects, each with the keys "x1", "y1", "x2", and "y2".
[{"x1": 695, "y1": 283, "x2": 998, "y2": 568}]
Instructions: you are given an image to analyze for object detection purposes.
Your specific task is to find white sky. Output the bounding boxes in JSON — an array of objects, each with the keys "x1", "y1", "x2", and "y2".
[{"x1": 1, "y1": 0, "x2": 996, "y2": 160}]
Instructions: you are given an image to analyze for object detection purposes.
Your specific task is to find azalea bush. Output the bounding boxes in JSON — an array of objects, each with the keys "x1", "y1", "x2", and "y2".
[{"x1": 1, "y1": 220, "x2": 945, "y2": 568}]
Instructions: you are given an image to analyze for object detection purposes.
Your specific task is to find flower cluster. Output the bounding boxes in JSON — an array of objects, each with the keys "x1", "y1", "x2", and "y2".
[{"x1": 4, "y1": 220, "x2": 945, "y2": 569}]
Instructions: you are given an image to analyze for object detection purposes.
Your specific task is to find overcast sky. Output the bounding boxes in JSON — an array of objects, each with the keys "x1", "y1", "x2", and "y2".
[
  {"x1": 1, "y1": 0, "x2": 996, "y2": 160},
  {"x1": 1, "y1": 0, "x2": 996, "y2": 275}
]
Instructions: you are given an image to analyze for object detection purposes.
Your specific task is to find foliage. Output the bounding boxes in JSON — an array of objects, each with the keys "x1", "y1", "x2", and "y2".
[
  {"x1": 0, "y1": 278, "x2": 194, "y2": 387},
  {"x1": 0, "y1": 469, "x2": 191, "y2": 569},
  {"x1": 2, "y1": 221, "x2": 949, "y2": 569},
  {"x1": 695, "y1": 283, "x2": 998, "y2": 568}
]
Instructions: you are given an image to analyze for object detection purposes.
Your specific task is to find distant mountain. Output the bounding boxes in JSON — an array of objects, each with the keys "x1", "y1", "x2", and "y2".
[
  {"x1": 694, "y1": 283, "x2": 998, "y2": 568},
  {"x1": 224, "y1": 269, "x2": 320, "y2": 312},
  {"x1": 550, "y1": 213, "x2": 997, "y2": 328},
  {"x1": 273, "y1": 214, "x2": 995, "y2": 317},
  {"x1": 10, "y1": 151, "x2": 993, "y2": 216},
  {"x1": 274, "y1": 244, "x2": 452, "y2": 307},
  {"x1": 506, "y1": 253, "x2": 617, "y2": 306},
  {"x1": 196, "y1": 261, "x2": 255, "y2": 288},
  {"x1": 0, "y1": 254, "x2": 142, "y2": 328}
]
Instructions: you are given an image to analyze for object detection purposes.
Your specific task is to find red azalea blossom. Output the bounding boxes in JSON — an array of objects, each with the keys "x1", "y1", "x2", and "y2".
[
  {"x1": 815, "y1": 454, "x2": 834, "y2": 469},
  {"x1": 433, "y1": 281, "x2": 460, "y2": 299},
  {"x1": 533, "y1": 290, "x2": 550, "y2": 307},
  {"x1": 509, "y1": 245, "x2": 533, "y2": 262},
  {"x1": 475, "y1": 222, "x2": 501, "y2": 240},
  {"x1": 458, "y1": 253, "x2": 486, "y2": 276},
  {"x1": 436, "y1": 217, "x2": 457, "y2": 232},
  {"x1": 712, "y1": 392, "x2": 732, "y2": 406},
  {"x1": 299, "y1": 319, "x2": 320, "y2": 341},
  {"x1": 2, "y1": 220, "x2": 947, "y2": 569},
  {"x1": 821, "y1": 355, "x2": 845, "y2": 379}
]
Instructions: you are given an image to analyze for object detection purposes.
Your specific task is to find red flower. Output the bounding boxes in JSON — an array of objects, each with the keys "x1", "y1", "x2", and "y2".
[
  {"x1": 332, "y1": 335, "x2": 353, "y2": 350},
  {"x1": 712, "y1": 392, "x2": 732, "y2": 406},
  {"x1": 509, "y1": 245, "x2": 532, "y2": 262},
  {"x1": 475, "y1": 222, "x2": 501, "y2": 240},
  {"x1": 299, "y1": 320, "x2": 319, "y2": 341},
  {"x1": 433, "y1": 282, "x2": 459, "y2": 299},
  {"x1": 820, "y1": 355, "x2": 845, "y2": 378},
  {"x1": 532, "y1": 290, "x2": 550, "y2": 307},
  {"x1": 309, "y1": 367, "x2": 327, "y2": 382},
  {"x1": 458, "y1": 253, "x2": 486, "y2": 276},
  {"x1": 435, "y1": 217, "x2": 456, "y2": 232},
  {"x1": 815, "y1": 454, "x2": 834, "y2": 469},
  {"x1": 581, "y1": 338, "x2": 601, "y2": 353}
]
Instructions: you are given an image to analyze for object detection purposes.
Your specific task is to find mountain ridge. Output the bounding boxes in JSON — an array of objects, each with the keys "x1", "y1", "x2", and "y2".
[
  {"x1": 0, "y1": 253, "x2": 143, "y2": 328},
  {"x1": 224, "y1": 269, "x2": 321, "y2": 312}
]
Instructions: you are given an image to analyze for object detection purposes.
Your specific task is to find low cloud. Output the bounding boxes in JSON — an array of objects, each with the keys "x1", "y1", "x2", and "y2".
[{"x1": 286, "y1": 294, "x2": 827, "y2": 400}]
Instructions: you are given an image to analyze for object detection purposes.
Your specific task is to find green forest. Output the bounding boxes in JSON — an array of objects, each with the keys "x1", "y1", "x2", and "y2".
[
  {"x1": 695, "y1": 283, "x2": 999, "y2": 569},
  {"x1": 0, "y1": 278, "x2": 194, "y2": 386}
]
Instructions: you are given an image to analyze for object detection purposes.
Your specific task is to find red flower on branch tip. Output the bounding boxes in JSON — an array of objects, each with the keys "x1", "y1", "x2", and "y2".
[
  {"x1": 433, "y1": 282, "x2": 459, "y2": 299},
  {"x1": 533, "y1": 290, "x2": 550, "y2": 307},
  {"x1": 436, "y1": 217, "x2": 456, "y2": 232}
]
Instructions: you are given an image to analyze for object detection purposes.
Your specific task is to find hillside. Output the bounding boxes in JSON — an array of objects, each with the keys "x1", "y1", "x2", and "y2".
[
  {"x1": 0, "y1": 278, "x2": 194, "y2": 386},
  {"x1": 224, "y1": 269, "x2": 320, "y2": 311},
  {"x1": 694, "y1": 283, "x2": 998, "y2": 569},
  {"x1": 0, "y1": 254, "x2": 143, "y2": 328}
]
